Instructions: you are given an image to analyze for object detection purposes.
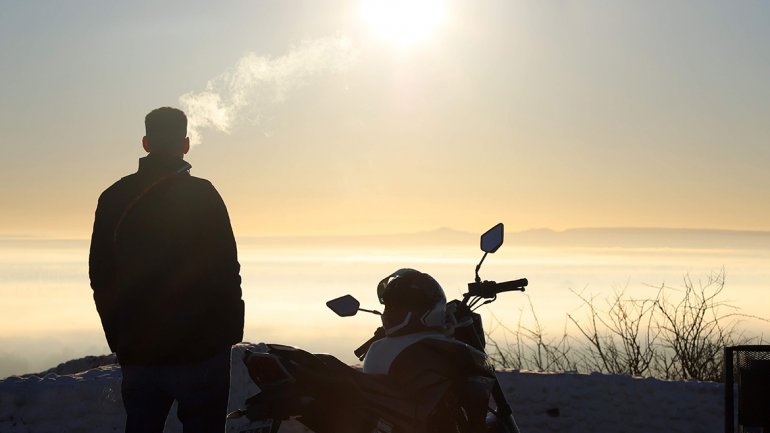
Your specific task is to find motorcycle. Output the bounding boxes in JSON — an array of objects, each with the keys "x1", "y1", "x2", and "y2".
[{"x1": 230, "y1": 223, "x2": 527, "y2": 433}]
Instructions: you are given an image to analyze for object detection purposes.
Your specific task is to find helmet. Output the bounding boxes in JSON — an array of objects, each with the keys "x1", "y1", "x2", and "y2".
[{"x1": 377, "y1": 268, "x2": 447, "y2": 336}]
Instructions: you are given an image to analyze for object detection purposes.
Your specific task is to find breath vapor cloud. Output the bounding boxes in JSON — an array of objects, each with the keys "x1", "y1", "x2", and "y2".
[{"x1": 179, "y1": 36, "x2": 357, "y2": 145}]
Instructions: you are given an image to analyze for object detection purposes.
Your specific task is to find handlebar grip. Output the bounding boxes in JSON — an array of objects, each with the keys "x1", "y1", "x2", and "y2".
[
  {"x1": 354, "y1": 327, "x2": 386, "y2": 361},
  {"x1": 498, "y1": 278, "x2": 528, "y2": 290},
  {"x1": 467, "y1": 278, "x2": 528, "y2": 298}
]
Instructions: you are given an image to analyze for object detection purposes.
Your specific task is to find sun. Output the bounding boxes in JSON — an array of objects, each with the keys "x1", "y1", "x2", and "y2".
[{"x1": 360, "y1": 0, "x2": 447, "y2": 48}]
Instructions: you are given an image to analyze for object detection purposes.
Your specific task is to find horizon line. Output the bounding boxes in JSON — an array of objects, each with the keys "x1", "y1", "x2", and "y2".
[{"x1": 4, "y1": 225, "x2": 770, "y2": 242}]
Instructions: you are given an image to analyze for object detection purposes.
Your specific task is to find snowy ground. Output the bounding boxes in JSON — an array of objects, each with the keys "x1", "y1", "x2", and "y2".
[{"x1": 0, "y1": 343, "x2": 724, "y2": 433}]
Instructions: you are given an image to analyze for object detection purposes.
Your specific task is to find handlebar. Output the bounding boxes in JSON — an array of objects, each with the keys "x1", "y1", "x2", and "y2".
[
  {"x1": 466, "y1": 278, "x2": 527, "y2": 299},
  {"x1": 351, "y1": 278, "x2": 526, "y2": 358}
]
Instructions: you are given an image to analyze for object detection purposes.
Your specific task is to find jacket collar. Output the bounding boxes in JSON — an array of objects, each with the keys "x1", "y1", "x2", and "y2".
[{"x1": 137, "y1": 154, "x2": 192, "y2": 177}]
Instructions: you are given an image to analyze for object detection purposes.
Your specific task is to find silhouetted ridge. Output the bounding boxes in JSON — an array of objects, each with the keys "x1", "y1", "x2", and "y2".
[{"x1": 510, "y1": 227, "x2": 770, "y2": 249}]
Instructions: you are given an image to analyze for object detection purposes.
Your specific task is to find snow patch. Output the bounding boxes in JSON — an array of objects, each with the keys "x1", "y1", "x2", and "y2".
[{"x1": 0, "y1": 344, "x2": 724, "y2": 433}]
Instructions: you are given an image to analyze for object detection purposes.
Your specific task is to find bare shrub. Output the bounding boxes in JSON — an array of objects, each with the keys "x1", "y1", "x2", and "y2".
[
  {"x1": 487, "y1": 296, "x2": 576, "y2": 372},
  {"x1": 567, "y1": 287, "x2": 659, "y2": 376},
  {"x1": 485, "y1": 269, "x2": 767, "y2": 381},
  {"x1": 651, "y1": 271, "x2": 762, "y2": 381}
]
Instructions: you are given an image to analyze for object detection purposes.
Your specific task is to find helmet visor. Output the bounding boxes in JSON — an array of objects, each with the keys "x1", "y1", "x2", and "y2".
[{"x1": 376, "y1": 268, "x2": 419, "y2": 304}]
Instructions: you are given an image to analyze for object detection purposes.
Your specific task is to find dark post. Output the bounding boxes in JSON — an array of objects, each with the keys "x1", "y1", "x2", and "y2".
[{"x1": 725, "y1": 346, "x2": 734, "y2": 433}]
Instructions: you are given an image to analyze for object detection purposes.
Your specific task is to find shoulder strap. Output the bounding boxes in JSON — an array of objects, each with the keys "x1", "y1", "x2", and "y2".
[{"x1": 112, "y1": 162, "x2": 192, "y2": 246}]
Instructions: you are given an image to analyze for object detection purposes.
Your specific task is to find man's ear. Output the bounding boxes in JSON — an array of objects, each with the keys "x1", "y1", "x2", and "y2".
[
  {"x1": 183, "y1": 137, "x2": 190, "y2": 155},
  {"x1": 142, "y1": 136, "x2": 151, "y2": 153}
]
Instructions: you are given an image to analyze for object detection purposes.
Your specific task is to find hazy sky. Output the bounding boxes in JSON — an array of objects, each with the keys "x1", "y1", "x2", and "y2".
[{"x1": 1, "y1": 0, "x2": 769, "y2": 237}]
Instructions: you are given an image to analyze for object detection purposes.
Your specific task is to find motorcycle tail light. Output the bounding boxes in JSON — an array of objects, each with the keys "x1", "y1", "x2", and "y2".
[{"x1": 245, "y1": 353, "x2": 294, "y2": 386}]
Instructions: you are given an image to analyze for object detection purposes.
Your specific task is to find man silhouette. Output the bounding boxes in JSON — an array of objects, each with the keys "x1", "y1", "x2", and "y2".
[{"x1": 89, "y1": 107, "x2": 244, "y2": 433}]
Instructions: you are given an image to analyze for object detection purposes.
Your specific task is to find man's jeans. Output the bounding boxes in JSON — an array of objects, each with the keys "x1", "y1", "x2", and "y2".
[{"x1": 120, "y1": 349, "x2": 232, "y2": 433}]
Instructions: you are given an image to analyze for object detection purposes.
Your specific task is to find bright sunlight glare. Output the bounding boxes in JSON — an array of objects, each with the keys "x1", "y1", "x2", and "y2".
[{"x1": 360, "y1": 0, "x2": 447, "y2": 48}]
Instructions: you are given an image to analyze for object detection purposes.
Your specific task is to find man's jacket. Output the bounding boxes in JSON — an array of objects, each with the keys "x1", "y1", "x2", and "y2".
[{"x1": 89, "y1": 154, "x2": 244, "y2": 365}]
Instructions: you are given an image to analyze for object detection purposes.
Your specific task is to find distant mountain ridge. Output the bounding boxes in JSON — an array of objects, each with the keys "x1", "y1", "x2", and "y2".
[
  {"x1": 509, "y1": 227, "x2": 770, "y2": 250},
  {"x1": 239, "y1": 227, "x2": 478, "y2": 248}
]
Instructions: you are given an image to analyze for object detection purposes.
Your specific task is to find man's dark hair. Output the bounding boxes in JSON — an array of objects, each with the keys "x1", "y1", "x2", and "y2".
[{"x1": 145, "y1": 107, "x2": 187, "y2": 152}]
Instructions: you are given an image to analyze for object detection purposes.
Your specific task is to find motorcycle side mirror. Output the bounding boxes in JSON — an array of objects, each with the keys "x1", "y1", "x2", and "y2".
[
  {"x1": 326, "y1": 295, "x2": 360, "y2": 317},
  {"x1": 480, "y1": 223, "x2": 504, "y2": 253},
  {"x1": 475, "y1": 223, "x2": 504, "y2": 283},
  {"x1": 327, "y1": 294, "x2": 382, "y2": 317}
]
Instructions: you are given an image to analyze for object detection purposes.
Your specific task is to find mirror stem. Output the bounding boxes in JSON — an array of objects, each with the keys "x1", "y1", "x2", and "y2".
[
  {"x1": 474, "y1": 252, "x2": 488, "y2": 283},
  {"x1": 358, "y1": 308, "x2": 382, "y2": 315}
]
